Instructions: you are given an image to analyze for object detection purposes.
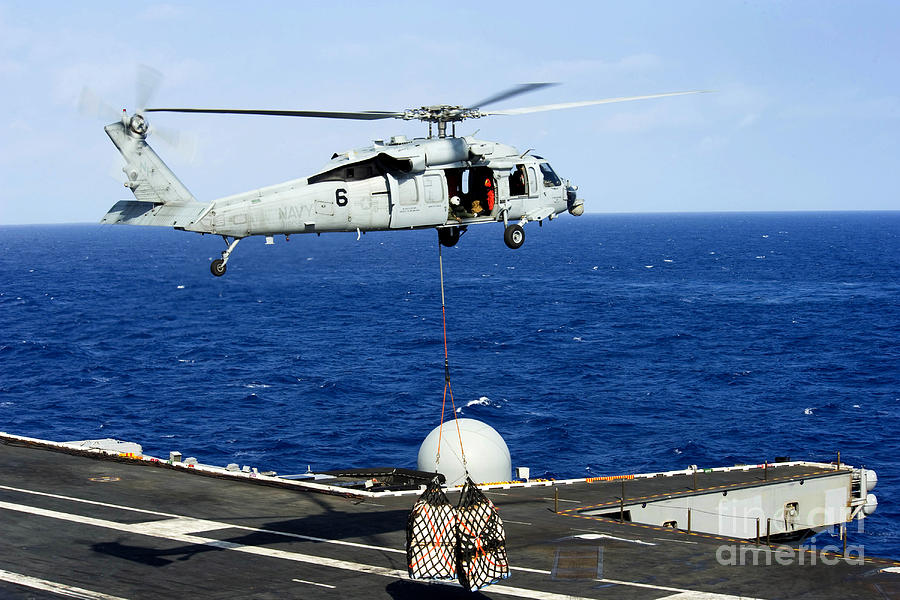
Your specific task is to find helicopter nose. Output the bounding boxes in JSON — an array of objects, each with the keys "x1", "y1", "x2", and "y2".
[{"x1": 567, "y1": 184, "x2": 584, "y2": 216}]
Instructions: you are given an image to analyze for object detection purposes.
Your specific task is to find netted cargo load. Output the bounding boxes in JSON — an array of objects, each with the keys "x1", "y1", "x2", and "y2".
[
  {"x1": 455, "y1": 476, "x2": 510, "y2": 591},
  {"x1": 407, "y1": 478, "x2": 457, "y2": 581}
]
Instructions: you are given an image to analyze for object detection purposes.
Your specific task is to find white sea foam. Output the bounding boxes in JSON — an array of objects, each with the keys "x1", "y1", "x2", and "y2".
[
  {"x1": 455, "y1": 396, "x2": 495, "y2": 413},
  {"x1": 663, "y1": 259, "x2": 674, "y2": 263},
  {"x1": 177, "y1": 285, "x2": 185, "y2": 289},
  {"x1": 804, "y1": 407, "x2": 815, "y2": 415}
]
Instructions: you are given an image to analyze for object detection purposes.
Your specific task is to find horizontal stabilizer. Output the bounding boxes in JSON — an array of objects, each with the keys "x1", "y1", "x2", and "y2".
[{"x1": 101, "y1": 200, "x2": 208, "y2": 228}]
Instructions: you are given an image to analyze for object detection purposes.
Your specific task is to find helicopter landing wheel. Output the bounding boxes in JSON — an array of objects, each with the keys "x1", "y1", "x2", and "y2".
[
  {"x1": 210, "y1": 259, "x2": 227, "y2": 277},
  {"x1": 438, "y1": 227, "x2": 461, "y2": 247},
  {"x1": 504, "y1": 224, "x2": 525, "y2": 249}
]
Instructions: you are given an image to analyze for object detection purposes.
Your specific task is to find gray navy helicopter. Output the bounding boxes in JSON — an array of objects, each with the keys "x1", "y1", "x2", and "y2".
[{"x1": 94, "y1": 74, "x2": 704, "y2": 276}]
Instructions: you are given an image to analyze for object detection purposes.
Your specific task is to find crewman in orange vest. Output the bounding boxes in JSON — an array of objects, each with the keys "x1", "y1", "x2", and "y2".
[{"x1": 484, "y1": 178, "x2": 494, "y2": 212}]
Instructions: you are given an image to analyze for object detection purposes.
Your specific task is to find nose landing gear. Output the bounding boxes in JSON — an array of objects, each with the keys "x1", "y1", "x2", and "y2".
[{"x1": 210, "y1": 236, "x2": 242, "y2": 276}]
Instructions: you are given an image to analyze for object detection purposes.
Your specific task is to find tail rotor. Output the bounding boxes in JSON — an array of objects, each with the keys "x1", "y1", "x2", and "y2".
[{"x1": 79, "y1": 65, "x2": 196, "y2": 162}]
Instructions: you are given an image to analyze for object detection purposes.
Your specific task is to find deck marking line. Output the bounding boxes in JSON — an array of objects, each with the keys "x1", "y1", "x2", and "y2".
[
  {"x1": 656, "y1": 591, "x2": 752, "y2": 599},
  {"x1": 129, "y1": 517, "x2": 233, "y2": 536},
  {"x1": 565, "y1": 470, "x2": 836, "y2": 512},
  {"x1": 0, "y1": 499, "x2": 594, "y2": 600},
  {"x1": 567, "y1": 533, "x2": 655, "y2": 546},
  {"x1": 0, "y1": 484, "x2": 401, "y2": 555},
  {"x1": 0, "y1": 484, "x2": 548, "y2": 575},
  {"x1": 292, "y1": 578, "x2": 337, "y2": 589},
  {"x1": 0, "y1": 568, "x2": 129, "y2": 600},
  {"x1": 601, "y1": 578, "x2": 760, "y2": 599},
  {"x1": 0, "y1": 499, "x2": 789, "y2": 600},
  {"x1": 0, "y1": 484, "x2": 174, "y2": 517},
  {"x1": 559, "y1": 511, "x2": 900, "y2": 566}
]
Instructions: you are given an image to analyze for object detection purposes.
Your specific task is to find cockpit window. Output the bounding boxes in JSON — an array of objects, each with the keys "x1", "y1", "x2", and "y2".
[{"x1": 539, "y1": 163, "x2": 562, "y2": 187}]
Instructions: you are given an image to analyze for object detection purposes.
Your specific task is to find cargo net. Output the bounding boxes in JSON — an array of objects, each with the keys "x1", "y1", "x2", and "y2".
[
  {"x1": 407, "y1": 476, "x2": 510, "y2": 591},
  {"x1": 455, "y1": 476, "x2": 510, "y2": 591},
  {"x1": 407, "y1": 478, "x2": 457, "y2": 581}
]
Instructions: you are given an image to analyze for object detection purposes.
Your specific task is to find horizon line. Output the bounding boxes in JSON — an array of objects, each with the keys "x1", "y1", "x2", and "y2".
[{"x1": 2, "y1": 208, "x2": 899, "y2": 227}]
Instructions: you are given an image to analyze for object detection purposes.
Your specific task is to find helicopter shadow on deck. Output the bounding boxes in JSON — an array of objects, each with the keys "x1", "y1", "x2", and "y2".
[{"x1": 90, "y1": 497, "x2": 410, "y2": 568}]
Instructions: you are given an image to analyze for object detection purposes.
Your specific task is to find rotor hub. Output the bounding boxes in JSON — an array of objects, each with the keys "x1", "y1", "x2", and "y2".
[
  {"x1": 128, "y1": 113, "x2": 148, "y2": 136},
  {"x1": 401, "y1": 105, "x2": 482, "y2": 123}
]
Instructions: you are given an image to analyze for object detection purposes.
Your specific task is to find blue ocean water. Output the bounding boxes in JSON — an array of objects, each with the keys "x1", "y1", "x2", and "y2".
[{"x1": 1, "y1": 212, "x2": 898, "y2": 555}]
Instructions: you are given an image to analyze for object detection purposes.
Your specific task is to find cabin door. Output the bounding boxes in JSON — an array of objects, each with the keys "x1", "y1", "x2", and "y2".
[{"x1": 388, "y1": 172, "x2": 447, "y2": 228}]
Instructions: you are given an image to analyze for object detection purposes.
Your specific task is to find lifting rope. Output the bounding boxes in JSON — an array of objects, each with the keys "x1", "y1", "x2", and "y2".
[
  {"x1": 436, "y1": 241, "x2": 467, "y2": 472},
  {"x1": 406, "y1": 236, "x2": 510, "y2": 591}
]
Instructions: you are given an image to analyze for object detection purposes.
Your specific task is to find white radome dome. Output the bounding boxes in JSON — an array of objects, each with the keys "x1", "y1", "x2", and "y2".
[{"x1": 417, "y1": 419, "x2": 511, "y2": 487}]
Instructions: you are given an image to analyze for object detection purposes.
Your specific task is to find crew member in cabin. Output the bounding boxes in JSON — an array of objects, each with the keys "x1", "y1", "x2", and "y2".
[{"x1": 484, "y1": 178, "x2": 495, "y2": 212}]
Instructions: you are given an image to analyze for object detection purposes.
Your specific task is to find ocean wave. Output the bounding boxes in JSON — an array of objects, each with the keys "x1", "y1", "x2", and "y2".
[
  {"x1": 455, "y1": 396, "x2": 501, "y2": 414},
  {"x1": 3, "y1": 215, "x2": 899, "y2": 556}
]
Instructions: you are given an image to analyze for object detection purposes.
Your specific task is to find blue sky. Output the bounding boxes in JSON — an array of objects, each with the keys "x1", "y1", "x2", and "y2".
[{"x1": 0, "y1": 1, "x2": 897, "y2": 224}]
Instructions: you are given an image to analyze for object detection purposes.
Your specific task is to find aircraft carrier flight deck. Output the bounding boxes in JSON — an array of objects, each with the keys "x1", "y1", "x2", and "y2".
[{"x1": 1, "y1": 433, "x2": 898, "y2": 599}]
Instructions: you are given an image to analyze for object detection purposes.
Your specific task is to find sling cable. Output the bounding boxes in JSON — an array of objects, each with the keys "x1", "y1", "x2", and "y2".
[{"x1": 405, "y1": 239, "x2": 510, "y2": 592}]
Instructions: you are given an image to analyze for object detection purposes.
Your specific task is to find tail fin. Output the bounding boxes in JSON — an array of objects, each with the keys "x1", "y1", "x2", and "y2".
[
  {"x1": 101, "y1": 120, "x2": 208, "y2": 228},
  {"x1": 105, "y1": 121, "x2": 195, "y2": 205}
]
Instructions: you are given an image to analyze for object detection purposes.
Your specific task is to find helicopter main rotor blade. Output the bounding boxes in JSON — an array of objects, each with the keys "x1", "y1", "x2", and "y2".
[
  {"x1": 145, "y1": 107, "x2": 404, "y2": 120},
  {"x1": 468, "y1": 82, "x2": 558, "y2": 110},
  {"x1": 482, "y1": 90, "x2": 711, "y2": 116}
]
